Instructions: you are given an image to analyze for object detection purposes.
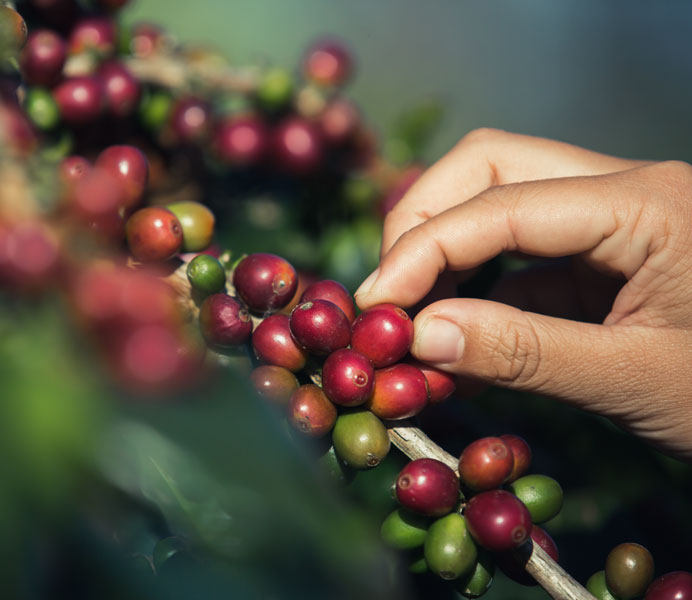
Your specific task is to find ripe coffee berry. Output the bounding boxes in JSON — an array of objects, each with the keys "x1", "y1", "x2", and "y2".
[
  {"x1": 406, "y1": 357, "x2": 455, "y2": 403},
  {"x1": 464, "y1": 489, "x2": 532, "y2": 552},
  {"x1": 214, "y1": 114, "x2": 268, "y2": 166},
  {"x1": 366, "y1": 363, "x2": 429, "y2": 420},
  {"x1": 605, "y1": 543, "x2": 654, "y2": 600},
  {"x1": 273, "y1": 117, "x2": 323, "y2": 174},
  {"x1": 53, "y1": 76, "x2": 104, "y2": 125},
  {"x1": 170, "y1": 96, "x2": 210, "y2": 143},
  {"x1": 99, "y1": 61, "x2": 140, "y2": 117},
  {"x1": 501, "y1": 434, "x2": 532, "y2": 483},
  {"x1": 458, "y1": 436, "x2": 514, "y2": 491},
  {"x1": 233, "y1": 253, "x2": 298, "y2": 313},
  {"x1": 250, "y1": 365, "x2": 298, "y2": 408},
  {"x1": 289, "y1": 299, "x2": 351, "y2": 355},
  {"x1": 646, "y1": 572, "x2": 692, "y2": 600},
  {"x1": 303, "y1": 39, "x2": 353, "y2": 87},
  {"x1": 251, "y1": 313, "x2": 307, "y2": 372},
  {"x1": 20, "y1": 29, "x2": 66, "y2": 87},
  {"x1": 395, "y1": 458, "x2": 459, "y2": 517},
  {"x1": 288, "y1": 384, "x2": 337, "y2": 437},
  {"x1": 126, "y1": 207, "x2": 182, "y2": 262},
  {"x1": 351, "y1": 303, "x2": 414, "y2": 368},
  {"x1": 199, "y1": 293, "x2": 253, "y2": 348},
  {"x1": 300, "y1": 279, "x2": 356, "y2": 323},
  {"x1": 68, "y1": 17, "x2": 116, "y2": 56},
  {"x1": 96, "y1": 145, "x2": 149, "y2": 210},
  {"x1": 322, "y1": 348, "x2": 374, "y2": 407}
]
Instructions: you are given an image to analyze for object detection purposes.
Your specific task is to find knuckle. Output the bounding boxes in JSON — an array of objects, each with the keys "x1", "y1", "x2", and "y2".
[
  {"x1": 456, "y1": 127, "x2": 505, "y2": 152},
  {"x1": 648, "y1": 160, "x2": 692, "y2": 194},
  {"x1": 483, "y1": 316, "x2": 542, "y2": 386}
]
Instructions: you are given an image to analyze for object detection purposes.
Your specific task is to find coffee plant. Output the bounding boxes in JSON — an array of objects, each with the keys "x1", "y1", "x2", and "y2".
[{"x1": 0, "y1": 1, "x2": 690, "y2": 599}]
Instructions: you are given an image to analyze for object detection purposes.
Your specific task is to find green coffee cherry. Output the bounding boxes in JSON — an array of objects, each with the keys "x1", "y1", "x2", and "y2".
[
  {"x1": 139, "y1": 89, "x2": 172, "y2": 132},
  {"x1": 586, "y1": 570, "x2": 619, "y2": 600},
  {"x1": 380, "y1": 508, "x2": 429, "y2": 550},
  {"x1": 408, "y1": 555, "x2": 428, "y2": 574},
  {"x1": 24, "y1": 87, "x2": 60, "y2": 131},
  {"x1": 455, "y1": 550, "x2": 495, "y2": 598},
  {"x1": 187, "y1": 254, "x2": 226, "y2": 295},
  {"x1": 508, "y1": 474, "x2": 563, "y2": 523},
  {"x1": 256, "y1": 67, "x2": 294, "y2": 110},
  {"x1": 331, "y1": 409, "x2": 390, "y2": 469},
  {"x1": 318, "y1": 445, "x2": 354, "y2": 486},
  {"x1": 424, "y1": 513, "x2": 477, "y2": 581}
]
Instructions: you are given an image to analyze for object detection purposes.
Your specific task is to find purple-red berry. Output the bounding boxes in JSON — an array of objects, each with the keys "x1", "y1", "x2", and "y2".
[
  {"x1": 273, "y1": 117, "x2": 323, "y2": 174},
  {"x1": 289, "y1": 299, "x2": 351, "y2": 355},
  {"x1": 303, "y1": 39, "x2": 353, "y2": 87},
  {"x1": 20, "y1": 29, "x2": 66, "y2": 87},
  {"x1": 53, "y1": 76, "x2": 103, "y2": 125},
  {"x1": 458, "y1": 436, "x2": 514, "y2": 491},
  {"x1": 95, "y1": 145, "x2": 149, "y2": 210},
  {"x1": 199, "y1": 293, "x2": 253, "y2": 348},
  {"x1": 366, "y1": 363, "x2": 429, "y2": 420},
  {"x1": 464, "y1": 489, "x2": 533, "y2": 552},
  {"x1": 250, "y1": 365, "x2": 299, "y2": 408},
  {"x1": 300, "y1": 279, "x2": 356, "y2": 323},
  {"x1": 395, "y1": 458, "x2": 459, "y2": 517},
  {"x1": 501, "y1": 434, "x2": 532, "y2": 483},
  {"x1": 406, "y1": 357, "x2": 456, "y2": 403},
  {"x1": 170, "y1": 96, "x2": 210, "y2": 143},
  {"x1": 322, "y1": 348, "x2": 374, "y2": 406},
  {"x1": 68, "y1": 17, "x2": 116, "y2": 56},
  {"x1": 233, "y1": 253, "x2": 298, "y2": 314},
  {"x1": 351, "y1": 303, "x2": 414, "y2": 368},
  {"x1": 99, "y1": 61, "x2": 140, "y2": 117},
  {"x1": 215, "y1": 114, "x2": 268, "y2": 166},
  {"x1": 646, "y1": 572, "x2": 692, "y2": 600},
  {"x1": 251, "y1": 313, "x2": 307, "y2": 372}
]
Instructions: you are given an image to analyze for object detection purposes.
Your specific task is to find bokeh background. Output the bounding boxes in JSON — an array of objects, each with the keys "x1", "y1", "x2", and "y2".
[{"x1": 4, "y1": 1, "x2": 692, "y2": 599}]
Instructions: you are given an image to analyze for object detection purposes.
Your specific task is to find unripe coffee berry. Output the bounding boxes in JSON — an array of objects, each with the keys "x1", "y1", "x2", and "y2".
[
  {"x1": 331, "y1": 409, "x2": 390, "y2": 469},
  {"x1": 187, "y1": 254, "x2": 226, "y2": 295},
  {"x1": 605, "y1": 542, "x2": 654, "y2": 600},
  {"x1": 167, "y1": 201, "x2": 215, "y2": 252},
  {"x1": 458, "y1": 437, "x2": 514, "y2": 491},
  {"x1": 508, "y1": 474, "x2": 563, "y2": 524},
  {"x1": 395, "y1": 458, "x2": 459, "y2": 517}
]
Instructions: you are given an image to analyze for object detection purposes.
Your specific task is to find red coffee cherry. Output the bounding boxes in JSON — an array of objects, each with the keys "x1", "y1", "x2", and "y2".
[
  {"x1": 96, "y1": 145, "x2": 149, "y2": 210},
  {"x1": 289, "y1": 299, "x2": 351, "y2": 355},
  {"x1": 406, "y1": 357, "x2": 455, "y2": 403},
  {"x1": 59, "y1": 156, "x2": 91, "y2": 200},
  {"x1": 20, "y1": 29, "x2": 66, "y2": 87},
  {"x1": 68, "y1": 17, "x2": 116, "y2": 56},
  {"x1": 129, "y1": 23, "x2": 164, "y2": 57},
  {"x1": 319, "y1": 98, "x2": 359, "y2": 146},
  {"x1": 70, "y1": 167, "x2": 127, "y2": 224},
  {"x1": 125, "y1": 207, "x2": 183, "y2": 262},
  {"x1": 99, "y1": 61, "x2": 140, "y2": 117},
  {"x1": 251, "y1": 313, "x2": 307, "y2": 372},
  {"x1": 170, "y1": 96, "x2": 210, "y2": 144},
  {"x1": 496, "y1": 525, "x2": 559, "y2": 586},
  {"x1": 53, "y1": 76, "x2": 103, "y2": 125},
  {"x1": 273, "y1": 117, "x2": 323, "y2": 174},
  {"x1": 465, "y1": 489, "x2": 533, "y2": 552},
  {"x1": 199, "y1": 293, "x2": 253, "y2": 348},
  {"x1": 214, "y1": 114, "x2": 268, "y2": 166},
  {"x1": 458, "y1": 436, "x2": 514, "y2": 491},
  {"x1": 250, "y1": 365, "x2": 299, "y2": 408},
  {"x1": 233, "y1": 253, "x2": 298, "y2": 313},
  {"x1": 288, "y1": 384, "x2": 337, "y2": 437},
  {"x1": 0, "y1": 221, "x2": 61, "y2": 291},
  {"x1": 351, "y1": 303, "x2": 414, "y2": 368},
  {"x1": 299, "y1": 279, "x2": 356, "y2": 323},
  {"x1": 395, "y1": 458, "x2": 459, "y2": 517},
  {"x1": 501, "y1": 434, "x2": 532, "y2": 483},
  {"x1": 646, "y1": 572, "x2": 692, "y2": 600},
  {"x1": 303, "y1": 39, "x2": 353, "y2": 87},
  {"x1": 366, "y1": 363, "x2": 429, "y2": 420},
  {"x1": 322, "y1": 348, "x2": 374, "y2": 407}
]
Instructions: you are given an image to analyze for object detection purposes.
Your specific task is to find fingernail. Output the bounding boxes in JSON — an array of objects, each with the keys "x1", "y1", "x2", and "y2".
[
  {"x1": 355, "y1": 267, "x2": 380, "y2": 299},
  {"x1": 414, "y1": 317, "x2": 465, "y2": 364}
]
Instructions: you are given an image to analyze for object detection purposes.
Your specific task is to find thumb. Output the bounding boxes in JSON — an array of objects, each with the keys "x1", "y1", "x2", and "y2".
[{"x1": 411, "y1": 298, "x2": 670, "y2": 419}]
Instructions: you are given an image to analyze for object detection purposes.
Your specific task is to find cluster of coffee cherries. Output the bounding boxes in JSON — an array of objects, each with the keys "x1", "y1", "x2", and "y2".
[
  {"x1": 380, "y1": 435, "x2": 563, "y2": 596},
  {"x1": 586, "y1": 543, "x2": 692, "y2": 600}
]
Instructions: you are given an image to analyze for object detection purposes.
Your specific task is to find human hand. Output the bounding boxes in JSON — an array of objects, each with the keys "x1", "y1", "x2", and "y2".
[{"x1": 355, "y1": 128, "x2": 692, "y2": 461}]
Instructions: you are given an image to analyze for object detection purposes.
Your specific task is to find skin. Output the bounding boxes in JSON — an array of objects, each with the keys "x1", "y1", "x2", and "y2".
[{"x1": 355, "y1": 128, "x2": 692, "y2": 462}]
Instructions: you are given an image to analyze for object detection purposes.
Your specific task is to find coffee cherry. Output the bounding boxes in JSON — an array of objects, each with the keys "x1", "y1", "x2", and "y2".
[
  {"x1": 129, "y1": 23, "x2": 164, "y2": 58},
  {"x1": 289, "y1": 299, "x2": 351, "y2": 355},
  {"x1": 395, "y1": 458, "x2": 459, "y2": 517},
  {"x1": 99, "y1": 61, "x2": 140, "y2": 117},
  {"x1": 170, "y1": 96, "x2": 210, "y2": 143},
  {"x1": 186, "y1": 254, "x2": 226, "y2": 295},
  {"x1": 409, "y1": 555, "x2": 428, "y2": 574},
  {"x1": 167, "y1": 201, "x2": 215, "y2": 252},
  {"x1": 318, "y1": 445, "x2": 354, "y2": 486},
  {"x1": 20, "y1": 29, "x2": 66, "y2": 87},
  {"x1": 198, "y1": 293, "x2": 253, "y2": 348},
  {"x1": 251, "y1": 314, "x2": 307, "y2": 372},
  {"x1": 138, "y1": 89, "x2": 172, "y2": 132},
  {"x1": 256, "y1": 67, "x2": 294, "y2": 110},
  {"x1": 126, "y1": 207, "x2": 182, "y2": 262},
  {"x1": 0, "y1": 221, "x2": 61, "y2": 291},
  {"x1": 424, "y1": 513, "x2": 478, "y2": 580},
  {"x1": 53, "y1": 76, "x2": 104, "y2": 125},
  {"x1": 300, "y1": 279, "x2": 356, "y2": 323},
  {"x1": 303, "y1": 39, "x2": 353, "y2": 87},
  {"x1": 495, "y1": 525, "x2": 558, "y2": 586},
  {"x1": 465, "y1": 490, "x2": 532, "y2": 552},
  {"x1": 380, "y1": 508, "x2": 429, "y2": 550},
  {"x1": 23, "y1": 87, "x2": 60, "y2": 131},
  {"x1": 605, "y1": 542, "x2": 655, "y2": 600},
  {"x1": 319, "y1": 98, "x2": 359, "y2": 146},
  {"x1": 233, "y1": 253, "x2": 298, "y2": 314},
  {"x1": 322, "y1": 348, "x2": 374, "y2": 407},
  {"x1": 366, "y1": 363, "x2": 429, "y2": 420},
  {"x1": 273, "y1": 117, "x2": 323, "y2": 174},
  {"x1": 351, "y1": 303, "x2": 414, "y2": 367},
  {"x1": 508, "y1": 474, "x2": 563, "y2": 524},
  {"x1": 96, "y1": 145, "x2": 149, "y2": 210},
  {"x1": 406, "y1": 357, "x2": 456, "y2": 403},
  {"x1": 587, "y1": 571, "x2": 619, "y2": 600},
  {"x1": 214, "y1": 114, "x2": 268, "y2": 166},
  {"x1": 454, "y1": 550, "x2": 495, "y2": 598},
  {"x1": 250, "y1": 365, "x2": 298, "y2": 408},
  {"x1": 458, "y1": 437, "x2": 514, "y2": 492},
  {"x1": 646, "y1": 572, "x2": 692, "y2": 600},
  {"x1": 0, "y1": 6, "x2": 27, "y2": 52},
  {"x1": 500, "y1": 434, "x2": 532, "y2": 483},
  {"x1": 288, "y1": 384, "x2": 337, "y2": 437},
  {"x1": 331, "y1": 409, "x2": 390, "y2": 469},
  {"x1": 70, "y1": 167, "x2": 127, "y2": 225},
  {"x1": 68, "y1": 17, "x2": 116, "y2": 56}
]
